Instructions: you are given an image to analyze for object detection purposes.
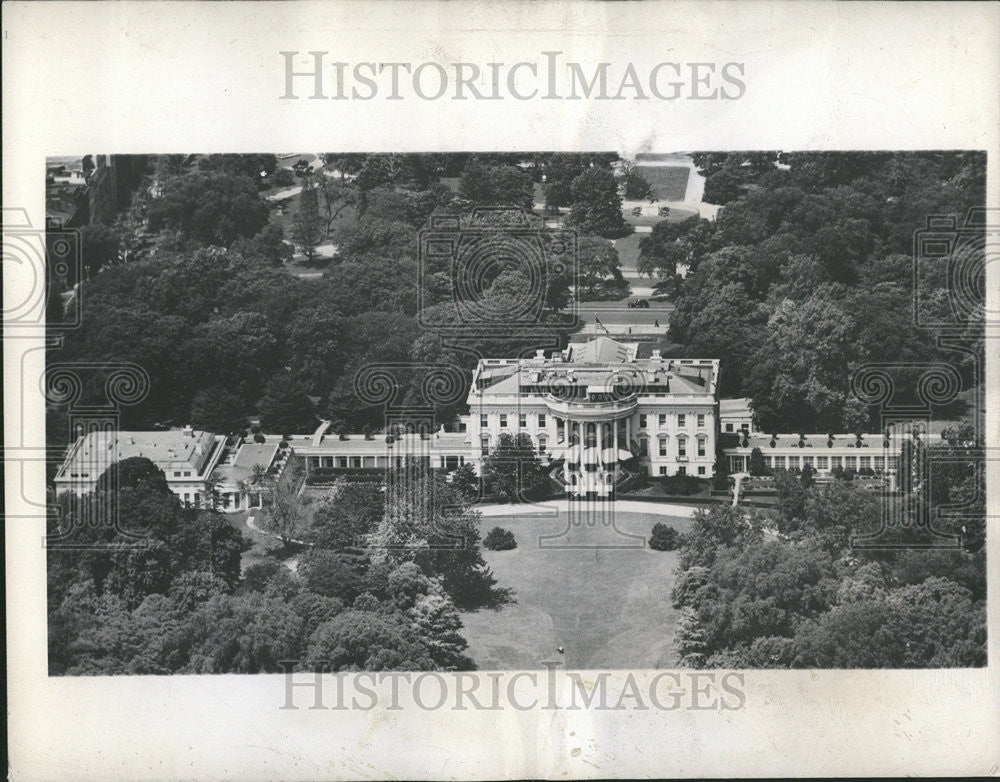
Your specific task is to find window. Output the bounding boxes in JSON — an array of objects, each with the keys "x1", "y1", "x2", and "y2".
[
  {"x1": 538, "y1": 436, "x2": 547, "y2": 454},
  {"x1": 173, "y1": 471, "x2": 182, "y2": 478},
  {"x1": 351, "y1": 457, "x2": 362, "y2": 468},
  {"x1": 845, "y1": 456, "x2": 857, "y2": 470},
  {"x1": 678, "y1": 438, "x2": 687, "y2": 458},
  {"x1": 638, "y1": 437, "x2": 648, "y2": 457},
  {"x1": 519, "y1": 413, "x2": 527, "y2": 427},
  {"x1": 697, "y1": 466, "x2": 706, "y2": 475},
  {"x1": 804, "y1": 456, "x2": 813, "y2": 467},
  {"x1": 184, "y1": 471, "x2": 191, "y2": 477},
  {"x1": 817, "y1": 456, "x2": 829, "y2": 470},
  {"x1": 194, "y1": 492, "x2": 201, "y2": 506},
  {"x1": 678, "y1": 466, "x2": 687, "y2": 476},
  {"x1": 480, "y1": 436, "x2": 490, "y2": 456},
  {"x1": 860, "y1": 456, "x2": 871, "y2": 470},
  {"x1": 774, "y1": 456, "x2": 786, "y2": 469},
  {"x1": 697, "y1": 413, "x2": 705, "y2": 428},
  {"x1": 788, "y1": 456, "x2": 799, "y2": 469},
  {"x1": 480, "y1": 413, "x2": 488, "y2": 428},
  {"x1": 557, "y1": 418, "x2": 565, "y2": 437},
  {"x1": 659, "y1": 466, "x2": 667, "y2": 475},
  {"x1": 678, "y1": 414, "x2": 686, "y2": 428},
  {"x1": 499, "y1": 414, "x2": 507, "y2": 428},
  {"x1": 726, "y1": 423, "x2": 734, "y2": 432},
  {"x1": 538, "y1": 414, "x2": 546, "y2": 428},
  {"x1": 339, "y1": 457, "x2": 348, "y2": 467},
  {"x1": 831, "y1": 456, "x2": 842, "y2": 469},
  {"x1": 874, "y1": 456, "x2": 885, "y2": 471},
  {"x1": 697, "y1": 440, "x2": 706, "y2": 457},
  {"x1": 639, "y1": 414, "x2": 647, "y2": 429},
  {"x1": 658, "y1": 413, "x2": 667, "y2": 427},
  {"x1": 658, "y1": 437, "x2": 668, "y2": 457},
  {"x1": 765, "y1": 456, "x2": 773, "y2": 467}
]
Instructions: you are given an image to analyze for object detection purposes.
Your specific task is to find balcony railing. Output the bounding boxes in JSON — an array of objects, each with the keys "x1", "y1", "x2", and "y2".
[{"x1": 543, "y1": 394, "x2": 638, "y2": 419}]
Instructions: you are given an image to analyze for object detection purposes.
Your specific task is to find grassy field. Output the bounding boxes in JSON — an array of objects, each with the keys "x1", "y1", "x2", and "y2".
[
  {"x1": 636, "y1": 165, "x2": 691, "y2": 201},
  {"x1": 460, "y1": 510, "x2": 693, "y2": 670}
]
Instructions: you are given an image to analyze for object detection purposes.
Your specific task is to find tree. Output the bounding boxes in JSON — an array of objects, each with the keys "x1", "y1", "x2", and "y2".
[
  {"x1": 481, "y1": 432, "x2": 550, "y2": 501},
  {"x1": 258, "y1": 458, "x2": 306, "y2": 552},
  {"x1": 576, "y1": 235, "x2": 626, "y2": 299},
  {"x1": 748, "y1": 447, "x2": 767, "y2": 476},
  {"x1": 146, "y1": 170, "x2": 269, "y2": 246},
  {"x1": 256, "y1": 372, "x2": 316, "y2": 434},
  {"x1": 291, "y1": 182, "x2": 324, "y2": 261},
  {"x1": 305, "y1": 610, "x2": 437, "y2": 671},
  {"x1": 189, "y1": 386, "x2": 246, "y2": 434},
  {"x1": 649, "y1": 523, "x2": 680, "y2": 551},
  {"x1": 678, "y1": 505, "x2": 764, "y2": 569},
  {"x1": 566, "y1": 167, "x2": 630, "y2": 238},
  {"x1": 449, "y1": 463, "x2": 480, "y2": 503},
  {"x1": 483, "y1": 527, "x2": 517, "y2": 551},
  {"x1": 619, "y1": 161, "x2": 653, "y2": 200},
  {"x1": 702, "y1": 169, "x2": 744, "y2": 205},
  {"x1": 307, "y1": 480, "x2": 384, "y2": 550}
]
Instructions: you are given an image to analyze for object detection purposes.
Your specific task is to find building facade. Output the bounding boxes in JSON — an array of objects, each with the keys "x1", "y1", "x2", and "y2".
[{"x1": 54, "y1": 426, "x2": 226, "y2": 506}]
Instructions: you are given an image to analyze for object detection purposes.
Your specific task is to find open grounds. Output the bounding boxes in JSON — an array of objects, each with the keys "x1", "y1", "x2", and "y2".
[{"x1": 461, "y1": 503, "x2": 699, "y2": 670}]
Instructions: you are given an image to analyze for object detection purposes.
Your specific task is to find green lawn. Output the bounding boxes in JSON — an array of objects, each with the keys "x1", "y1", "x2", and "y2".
[
  {"x1": 460, "y1": 510, "x2": 692, "y2": 670},
  {"x1": 636, "y1": 165, "x2": 690, "y2": 201}
]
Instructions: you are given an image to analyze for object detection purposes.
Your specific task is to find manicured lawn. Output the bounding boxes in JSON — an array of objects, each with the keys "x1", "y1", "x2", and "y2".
[
  {"x1": 460, "y1": 510, "x2": 692, "y2": 669},
  {"x1": 636, "y1": 165, "x2": 690, "y2": 201}
]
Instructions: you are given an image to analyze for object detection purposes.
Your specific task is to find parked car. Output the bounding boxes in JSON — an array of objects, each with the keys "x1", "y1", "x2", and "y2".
[
  {"x1": 657, "y1": 206, "x2": 671, "y2": 217},
  {"x1": 631, "y1": 206, "x2": 643, "y2": 216},
  {"x1": 628, "y1": 299, "x2": 649, "y2": 308}
]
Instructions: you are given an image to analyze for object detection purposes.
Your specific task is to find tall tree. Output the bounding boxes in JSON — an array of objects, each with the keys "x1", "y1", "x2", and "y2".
[{"x1": 291, "y1": 181, "x2": 324, "y2": 262}]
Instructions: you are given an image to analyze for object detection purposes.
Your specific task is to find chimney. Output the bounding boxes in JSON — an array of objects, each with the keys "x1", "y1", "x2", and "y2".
[
  {"x1": 535, "y1": 349, "x2": 545, "y2": 360},
  {"x1": 651, "y1": 349, "x2": 662, "y2": 360},
  {"x1": 182, "y1": 424, "x2": 194, "y2": 437}
]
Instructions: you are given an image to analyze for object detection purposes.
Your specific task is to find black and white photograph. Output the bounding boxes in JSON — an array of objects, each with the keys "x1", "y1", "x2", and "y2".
[
  {"x1": 43, "y1": 149, "x2": 988, "y2": 674},
  {"x1": 5, "y1": 2, "x2": 999, "y2": 779}
]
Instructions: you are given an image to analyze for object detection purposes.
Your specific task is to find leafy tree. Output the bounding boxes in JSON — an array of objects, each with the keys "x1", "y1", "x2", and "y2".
[
  {"x1": 793, "y1": 578, "x2": 985, "y2": 668},
  {"x1": 146, "y1": 171, "x2": 269, "y2": 246},
  {"x1": 256, "y1": 372, "x2": 316, "y2": 434},
  {"x1": 189, "y1": 386, "x2": 246, "y2": 434},
  {"x1": 620, "y1": 162, "x2": 653, "y2": 200},
  {"x1": 678, "y1": 505, "x2": 764, "y2": 569},
  {"x1": 702, "y1": 169, "x2": 744, "y2": 204},
  {"x1": 576, "y1": 236, "x2": 625, "y2": 299},
  {"x1": 649, "y1": 523, "x2": 680, "y2": 551},
  {"x1": 291, "y1": 181, "x2": 324, "y2": 261},
  {"x1": 257, "y1": 458, "x2": 306, "y2": 552},
  {"x1": 459, "y1": 157, "x2": 534, "y2": 210},
  {"x1": 566, "y1": 167, "x2": 630, "y2": 238},
  {"x1": 307, "y1": 480, "x2": 384, "y2": 550},
  {"x1": 483, "y1": 527, "x2": 517, "y2": 551},
  {"x1": 449, "y1": 463, "x2": 480, "y2": 503},
  {"x1": 306, "y1": 610, "x2": 437, "y2": 671},
  {"x1": 482, "y1": 432, "x2": 550, "y2": 501}
]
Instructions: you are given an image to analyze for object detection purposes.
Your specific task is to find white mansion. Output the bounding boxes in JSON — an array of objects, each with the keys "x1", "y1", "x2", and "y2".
[{"x1": 54, "y1": 337, "x2": 910, "y2": 505}]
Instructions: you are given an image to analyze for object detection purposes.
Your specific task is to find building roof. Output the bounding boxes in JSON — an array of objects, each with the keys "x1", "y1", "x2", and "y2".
[
  {"x1": 55, "y1": 429, "x2": 220, "y2": 481},
  {"x1": 290, "y1": 431, "x2": 472, "y2": 456},
  {"x1": 567, "y1": 336, "x2": 637, "y2": 364},
  {"x1": 211, "y1": 440, "x2": 280, "y2": 487},
  {"x1": 726, "y1": 432, "x2": 943, "y2": 450},
  {"x1": 719, "y1": 397, "x2": 753, "y2": 418}
]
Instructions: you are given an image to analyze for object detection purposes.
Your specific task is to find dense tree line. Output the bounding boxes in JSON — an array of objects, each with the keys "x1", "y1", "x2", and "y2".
[
  {"x1": 670, "y1": 429, "x2": 986, "y2": 668},
  {"x1": 651, "y1": 152, "x2": 985, "y2": 431},
  {"x1": 48, "y1": 458, "x2": 506, "y2": 674},
  {"x1": 50, "y1": 152, "x2": 642, "y2": 443}
]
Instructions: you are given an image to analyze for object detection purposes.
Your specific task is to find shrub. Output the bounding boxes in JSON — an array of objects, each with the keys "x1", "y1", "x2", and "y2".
[
  {"x1": 661, "y1": 474, "x2": 705, "y2": 495},
  {"x1": 483, "y1": 527, "x2": 517, "y2": 551},
  {"x1": 253, "y1": 433, "x2": 266, "y2": 444},
  {"x1": 649, "y1": 522, "x2": 680, "y2": 551}
]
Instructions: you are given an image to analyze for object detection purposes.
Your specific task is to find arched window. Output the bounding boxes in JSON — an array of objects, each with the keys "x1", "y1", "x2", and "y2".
[
  {"x1": 480, "y1": 435, "x2": 490, "y2": 456},
  {"x1": 538, "y1": 435, "x2": 548, "y2": 455},
  {"x1": 605, "y1": 473, "x2": 614, "y2": 484},
  {"x1": 658, "y1": 435, "x2": 668, "y2": 457}
]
